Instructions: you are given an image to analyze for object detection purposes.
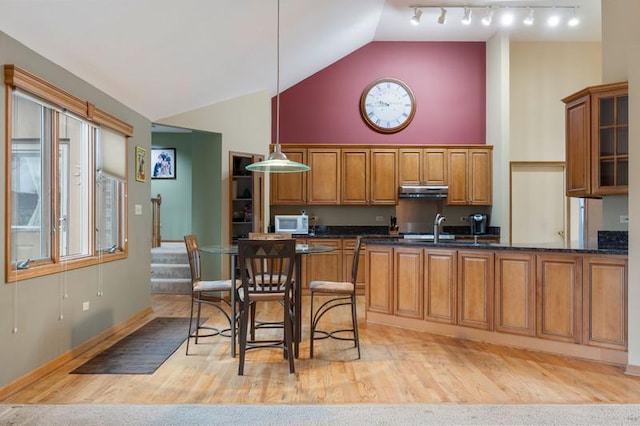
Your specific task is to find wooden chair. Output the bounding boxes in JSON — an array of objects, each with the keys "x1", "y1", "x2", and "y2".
[
  {"x1": 309, "y1": 236, "x2": 361, "y2": 359},
  {"x1": 237, "y1": 238, "x2": 296, "y2": 375},
  {"x1": 184, "y1": 234, "x2": 236, "y2": 355}
]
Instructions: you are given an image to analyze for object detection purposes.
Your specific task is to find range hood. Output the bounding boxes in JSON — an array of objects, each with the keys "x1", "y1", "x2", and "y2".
[{"x1": 398, "y1": 185, "x2": 448, "y2": 199}]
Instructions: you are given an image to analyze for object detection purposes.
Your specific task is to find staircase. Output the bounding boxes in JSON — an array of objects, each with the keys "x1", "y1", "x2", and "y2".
[{"x1": 150, "y1": 242, "x2": 191, "y2": 294}]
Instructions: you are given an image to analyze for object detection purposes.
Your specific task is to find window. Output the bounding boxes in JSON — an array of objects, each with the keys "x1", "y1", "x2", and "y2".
[{"x1": 5, "y1": 65, "x2": 133, "y2": 281}]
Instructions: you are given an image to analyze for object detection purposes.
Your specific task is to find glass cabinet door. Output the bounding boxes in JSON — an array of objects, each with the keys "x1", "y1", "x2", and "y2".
[{"x1": 594, "y1": 91, "x2": 628, "y2": 194}]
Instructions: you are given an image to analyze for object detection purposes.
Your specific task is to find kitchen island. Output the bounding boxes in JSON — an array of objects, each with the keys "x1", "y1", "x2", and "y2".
[{"x1": 363, "y1": 238, "x2": 628, "y2": 365}]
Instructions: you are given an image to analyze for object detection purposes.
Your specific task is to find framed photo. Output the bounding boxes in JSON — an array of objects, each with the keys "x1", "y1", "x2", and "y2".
[
  {"x1": 151, "y1": 148, "x2": 176, "y2": 179},
  {"x1": 135, "y1": 146, "x2": 146, "y2": 182}
]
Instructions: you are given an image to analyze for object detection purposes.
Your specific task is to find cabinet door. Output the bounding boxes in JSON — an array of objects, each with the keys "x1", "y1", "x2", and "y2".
[
  {"x1": 370, "y1": 149, "x2": 398, "y2": 205},
  {"x1": 341, "y1": 149, "x2": 369, "y2": 205},
  {"x1": 495, "y1": 252, "x2": 536, "y2": 336},
  {"x1": 469, "y1": 149, "x2": 492, "y2": 205},
  {"x1": 424, "y1": 248, "x2": 456, "y2": 324},
  {"x1": 307, "y1": 149, "x2": 340, "y2": 204},
  {"x1": 583, "y1": 256, "x2": 627, "y2": 350},
  {"x1": 536, "y1": 254, "x2": 582, "y2": 343},
  {"x1": 591, "y1": 88, "x2": 628, "y2": 195},
  {"x1": 447, "y1": 149, "x2": 469, "y2": 205},
  {"x1": 394, "y1": 247, "x2": 423, "y2": 319},
  {"x1": 343, "y1": 238, "x2": 365, "y2": 294},
  {"x1": 366, "y1": 244, "x2": 394, "y2": 315},
  {"x1": 565, "y1": 95, "x2": 591, "y2": 197},
  {"x1": 399, "y1": 148, "x2": 422, "y2": 185},
  {"x1": 305, "y1": 239, "x2": 342, "y2": 290},
  {"x1": 270, "y1": 148, "x2": 307, "y2": 205},
  {"x1": 457, "y1": 250, "x2": 494, "y2": 330},
  {"x1": 423, "y1": 148, "x2": 448, "y2": 185}
]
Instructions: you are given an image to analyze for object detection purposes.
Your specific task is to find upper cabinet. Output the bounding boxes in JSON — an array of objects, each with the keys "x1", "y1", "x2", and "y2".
[
  {"x1": 447, "y1": 148, "x2": 492, "y2": 206},
  {"x1": 563, "y1": 82, "x2": 628, "y2": 197},
  {"x1": 270, "y1": 147, "x2": 307, "y2": 205},
  {"x1": 307, "y1": 148, "x2": 341, "y2": 205},
  {"x1": 399, "y1": 148, "x2": 447, "y2": 186}
]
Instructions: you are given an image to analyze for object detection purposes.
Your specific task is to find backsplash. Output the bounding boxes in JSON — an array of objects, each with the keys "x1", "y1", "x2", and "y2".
[{"x1": 597, "y1": 231, "x2": 628, "y2": 250}]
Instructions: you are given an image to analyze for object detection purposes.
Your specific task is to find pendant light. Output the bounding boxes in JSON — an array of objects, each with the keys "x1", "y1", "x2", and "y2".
[{"x1": 246, "y1": 0, "x2": 310, "y2": 173}]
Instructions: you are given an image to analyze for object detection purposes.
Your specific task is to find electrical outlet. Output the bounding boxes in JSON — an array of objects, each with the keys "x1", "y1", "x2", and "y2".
[
  {"x1": 375, "y1": 216, "x2": 384, "y2": 222},
  {"x1": 620, "y1": 215, "x2": 629, "y2": 223},
  {"x1": 82, "y1": 301, "x2": 90, "y2": 311}
]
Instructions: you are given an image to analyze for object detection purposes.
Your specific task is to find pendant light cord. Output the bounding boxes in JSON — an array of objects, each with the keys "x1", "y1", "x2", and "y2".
[{"x1": 275, "y1": 0, "x2": 281, "y2": 151}]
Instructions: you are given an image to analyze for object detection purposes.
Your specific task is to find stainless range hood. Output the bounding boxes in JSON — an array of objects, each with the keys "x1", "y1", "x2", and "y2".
[{"x1": 398, "y1": 185, "x2": 448, "y2": 199}]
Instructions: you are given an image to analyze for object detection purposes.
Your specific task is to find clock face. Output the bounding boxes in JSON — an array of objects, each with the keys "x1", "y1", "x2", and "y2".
[{"x1": 360, "y1": 78, "x2": 416, "y2": 133}]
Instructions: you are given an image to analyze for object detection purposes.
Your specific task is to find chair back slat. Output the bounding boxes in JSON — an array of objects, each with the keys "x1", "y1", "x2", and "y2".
[
  {"x1": 238, "y1": 239, "x2": 296, "y2": 294},
  {"x1": 350, "y1": 236, "x2": 363, "y2": 285},
  {"x1": 184, "y1": 234, "x2": 201, "y2": 283}
]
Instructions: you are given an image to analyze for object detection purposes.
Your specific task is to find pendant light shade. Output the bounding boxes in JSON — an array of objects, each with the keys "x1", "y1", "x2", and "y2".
[{"x1": 245, "y1": 0, "x2": 310, "y2": 174}]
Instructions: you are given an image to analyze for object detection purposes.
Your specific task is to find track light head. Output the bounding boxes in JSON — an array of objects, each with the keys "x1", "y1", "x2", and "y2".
[
  {"x1": 437, "y1": 7, "x2": 447, "y2": 24},
  {"x1": 523, "y1": 8, "x2": 534, "y2": 26},
  {"x1": 462, "y1": 7, "x2": 472, "y2": 25},
  {"x1": 568, "y1": 7, "x2": 579, "y2": 26},
  {"x1": 481, "y1": 8, "x2": 494, "y2": 26},
  {"x1": 410, "y1": 7, "x2": 422, "y2": 25}
]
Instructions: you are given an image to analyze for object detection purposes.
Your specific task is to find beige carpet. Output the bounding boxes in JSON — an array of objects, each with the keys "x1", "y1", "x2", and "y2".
[{"x1": 2, "y1": 403, "x2": 640, "y2": 425}]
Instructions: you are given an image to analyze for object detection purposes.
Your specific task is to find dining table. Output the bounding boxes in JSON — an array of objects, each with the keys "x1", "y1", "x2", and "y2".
[{"x1": 199, "y1": 242, "x2": 336, "y2": 358}]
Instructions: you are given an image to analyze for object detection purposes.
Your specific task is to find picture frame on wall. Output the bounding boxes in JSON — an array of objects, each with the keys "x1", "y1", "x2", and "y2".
[
  {"x1": 151, "y1": 147, "x2": 176, "y2": 179},
  {"x1": 135, "y1": 146, "x2": 146, "y2": 182}
]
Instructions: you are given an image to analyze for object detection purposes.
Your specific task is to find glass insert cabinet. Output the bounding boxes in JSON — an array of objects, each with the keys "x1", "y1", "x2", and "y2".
[{"x1": 563, "y1": 81, "x2": 628, "y2": 197}]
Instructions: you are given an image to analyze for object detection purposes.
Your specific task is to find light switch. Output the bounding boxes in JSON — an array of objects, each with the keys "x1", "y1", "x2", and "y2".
[{"x1": 135, "y1": 204, "x2": 142, "y2": 215}]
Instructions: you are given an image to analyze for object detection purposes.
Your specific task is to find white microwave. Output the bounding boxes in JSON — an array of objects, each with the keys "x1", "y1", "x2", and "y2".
[{"x1": 274, "y1": 214, "x2": 309, "y2": 235}]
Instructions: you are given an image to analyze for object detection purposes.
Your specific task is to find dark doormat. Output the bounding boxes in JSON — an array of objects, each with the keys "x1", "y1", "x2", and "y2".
[{"x1": 71, "y1": 317, "x2": 205, "y2": 375}]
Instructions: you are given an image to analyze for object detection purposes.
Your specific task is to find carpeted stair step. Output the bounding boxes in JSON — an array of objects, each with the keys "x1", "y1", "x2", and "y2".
[{"x1": 151, "y1": 278, "x2": 192, "y2": 294}]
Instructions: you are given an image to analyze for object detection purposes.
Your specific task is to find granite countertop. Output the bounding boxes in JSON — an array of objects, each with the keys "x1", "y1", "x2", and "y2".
[{"x1": 294, "y1": 226, "x2": 627, "y2": 255}]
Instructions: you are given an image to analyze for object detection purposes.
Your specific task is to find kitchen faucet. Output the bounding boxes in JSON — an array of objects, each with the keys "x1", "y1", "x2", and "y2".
[{"x1": 433, "y1": 213, "x2": 446, "y2": 243}]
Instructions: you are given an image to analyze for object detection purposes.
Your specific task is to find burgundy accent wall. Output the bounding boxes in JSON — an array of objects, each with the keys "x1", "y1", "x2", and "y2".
[{"x1": 274, "y1": 41, "x2": 486, "y2": 145}]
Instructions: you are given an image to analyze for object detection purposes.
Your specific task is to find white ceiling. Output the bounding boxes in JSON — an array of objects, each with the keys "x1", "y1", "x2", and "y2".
[{"x1": 0, "y1": 0, "x2": 601, "y2": 121}]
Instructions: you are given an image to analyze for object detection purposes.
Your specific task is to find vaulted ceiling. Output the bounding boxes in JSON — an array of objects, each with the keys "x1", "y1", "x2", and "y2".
[{"x1": 0, "y1": 0, "x2": 601, "y2": 121}]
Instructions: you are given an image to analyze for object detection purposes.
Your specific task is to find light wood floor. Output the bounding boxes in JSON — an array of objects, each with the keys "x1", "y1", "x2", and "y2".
[{"x1": 3, "y1": 294, "x2": 640, "y2": 404}]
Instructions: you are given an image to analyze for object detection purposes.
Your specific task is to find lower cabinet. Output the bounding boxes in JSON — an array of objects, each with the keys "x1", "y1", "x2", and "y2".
[
  {"x1": 536, "y1": 254, "x2": 582, "y2": 343},
  {"x1": 494, "y1": 252, "x2": 536, "y2": 336},
  {"x1": 394, "y1": 247, "x2": 423, "y2": 319},
  {"x1": 423, "y1": 249, "x2": 457, "y2": 324},
  {"x1": 583, "y1": 256, "x2": 628, "y2": 350},
  {"x1": 365, "y1": 244, "x2": 394, "y2": 315},
  {"x1": 457, "y1": 250, "x2": 494, "y2": 330}
]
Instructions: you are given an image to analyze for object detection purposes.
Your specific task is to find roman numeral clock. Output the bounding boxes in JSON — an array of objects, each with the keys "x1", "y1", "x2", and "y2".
[{"x1": 360, "y1": 78, "x2": 416, "y2": 133}]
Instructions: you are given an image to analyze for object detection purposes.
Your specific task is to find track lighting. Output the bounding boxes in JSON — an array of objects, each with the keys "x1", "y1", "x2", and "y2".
[
  {"x1": 462, "y1": 7, "x2": 472, "y2": 25},
  {"x1": 437, "y1": 7, "x2": 447, "y2": 25},
  {"x1": 410, "y1": 7, "x2": 422, "y2": 26},
  {"x1": 523, "y1": 8, "x2": 534, "y2": 26},
  {"x1": 407, "y1": 4, "x2": 580, "y2": 29}
]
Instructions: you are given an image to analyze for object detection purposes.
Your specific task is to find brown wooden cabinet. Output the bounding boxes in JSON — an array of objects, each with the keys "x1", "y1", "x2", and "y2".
[
  {"x1": 305, "y1": 238, "x2": 342, "y2": 290},
  {"x1": 307, "y1": 148, "x2": 340, "y2": 205},
  {"x1": 270, "y1": 147, "x2": 307, "y2": 205},
  {"x1": 365, "y1": 244, "x2": 394, "y2": 315},
  {"x1": 399, "y1": 148, "x2": 447, "y2": 186},
  {"x1": 536, "y1": 253, "x2": 582, "y2": 343},
  {"x1": 342, "y1": 148, "x2": 397, "y2": 205},
  {"x1": 341, "y1": 149, "x2": 368, "y2": 205},
  {"x1": 447, "y1": 148, "x2": 492, "y2": 206},
  {"x1": 394, "y1": 247, "x2": 423, "y2": 319},
  {"x1": 423, "y1": 248, "x2": 457, "y2": 324},
  {"x1": 494, "y1": 252, "x2": 536, "y2": 336},
  {"x1": 457, "y1": 250, "x2": 494, "y2": 330},
  {"x1": 563, "y1": 82, "x2": 628, "y2": 197},
  {"x1": 582, "y1": 256, "x2": 627, "y2": 350}
]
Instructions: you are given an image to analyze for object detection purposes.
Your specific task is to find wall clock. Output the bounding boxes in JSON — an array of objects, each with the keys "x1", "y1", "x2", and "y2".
[{"x1": 360, "y1": 78, "x2": 416, "y2": 133}]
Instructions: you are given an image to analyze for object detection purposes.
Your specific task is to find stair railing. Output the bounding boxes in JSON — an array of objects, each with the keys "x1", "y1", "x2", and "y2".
[{"x1": 151, "y1": 194, "x2": 162, "y2": 248}]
